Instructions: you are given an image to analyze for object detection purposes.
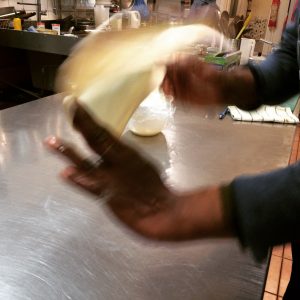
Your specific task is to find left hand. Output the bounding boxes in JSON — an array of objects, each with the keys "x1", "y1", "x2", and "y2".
[
  {"x1": 44, "y1": 104, "x2": 194, "y2": 241},
  {"x1": 45, "y1": 104, "x2": 230, "y2": 241}
]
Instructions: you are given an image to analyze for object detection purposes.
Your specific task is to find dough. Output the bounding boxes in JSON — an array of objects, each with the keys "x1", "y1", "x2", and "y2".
[
  {"x1": 55, "y1": 24, "x2": 224, "y2": 137},
  {"x1": 128, "y1": 88, "x2": 173, "y2": 136}
]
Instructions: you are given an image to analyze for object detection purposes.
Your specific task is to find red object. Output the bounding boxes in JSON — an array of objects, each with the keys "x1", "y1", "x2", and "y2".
[
  {"x1": 283, "y1": 0, "x2": 298, "y2": 30},
  {"x1": 269, "y1": 0, "x2": 281, "y2": 28},
  {"x1": 291, "y1": 0, "x2": 299, "y2": 21}
]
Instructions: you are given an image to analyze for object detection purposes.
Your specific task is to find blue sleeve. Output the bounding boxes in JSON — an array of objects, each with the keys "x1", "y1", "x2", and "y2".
[
  {"x1": 231, "y1": 162, "x2": 300, "y2": 261},
  {"x1": 248, "y1": 12, "x2": 299, "y2": 105}
]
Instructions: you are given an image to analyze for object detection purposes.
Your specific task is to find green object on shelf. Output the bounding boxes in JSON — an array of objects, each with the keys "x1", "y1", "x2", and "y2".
[{"x1": 204, "y1": 51, "x2": 241, "y2": 70}]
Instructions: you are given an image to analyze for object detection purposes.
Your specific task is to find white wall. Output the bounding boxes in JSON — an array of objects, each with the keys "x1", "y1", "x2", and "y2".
[
  {"x1": 217, "y1": 0, "x2": 291, "y2": 55},
  {"x1": 0, "y1": 0, "x2": 57, "y2": 20},
  {"x1": 252, "y1": 0, "x2": 290, "y2": 54}
]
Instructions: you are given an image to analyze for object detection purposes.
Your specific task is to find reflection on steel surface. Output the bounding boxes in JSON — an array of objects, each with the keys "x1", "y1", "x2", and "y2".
[{"x1": 0, "y1": 94, "x2": 295, "y2": 299}]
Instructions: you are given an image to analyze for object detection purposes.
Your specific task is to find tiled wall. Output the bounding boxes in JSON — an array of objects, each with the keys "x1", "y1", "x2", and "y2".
[
  {"x1": 0, "y1": 0, "x2": 95, "y2": 20},
  {"x1": 251, "y1": 0, "x2": 290, "y2": 55}
]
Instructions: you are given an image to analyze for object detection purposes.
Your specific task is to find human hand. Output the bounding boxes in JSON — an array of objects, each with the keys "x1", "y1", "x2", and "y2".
[
  {"x1": 161, "y1": 54, "x2": 223, "y2": 106},
  {"x1": 45, "y1": 103, "x2": 231, "y2": 240},
  {"x1": 161, "y1": 53, "x2": 258, "y2": 110},
  {"x1": 45, "y1": 104, "x2": 218, "y2": 241}
]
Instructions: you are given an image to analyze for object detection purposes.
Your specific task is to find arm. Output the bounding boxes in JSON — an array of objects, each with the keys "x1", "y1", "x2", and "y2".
[
  {"x1": 228, "y1": 162, "x2": 300, "y2": 261},
  {"x1": 163, "y1": 6, "x2": 299, "y2": 110},
  {"x1": 162, "y1": 54, "x2": 259, "y2": 110},
  {"x1": 248, "y1": 15, "x2": 299, "y2": 105}
]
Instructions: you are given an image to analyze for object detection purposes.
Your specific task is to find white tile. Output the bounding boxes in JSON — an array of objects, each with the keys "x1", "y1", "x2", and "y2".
[
  {"x1": 40, "y1": 0, "x2": 47, "y2": 11},
  {"x1": 0, "y1": 0, "x2": 10, "y2": 8},
  {"x1": 7, "y1": 0, "x2": 16, "y2": 8}
]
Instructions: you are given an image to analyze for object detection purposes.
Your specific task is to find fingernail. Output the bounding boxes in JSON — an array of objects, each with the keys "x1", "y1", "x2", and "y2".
[
  {"x1": 46, "y1": 136, "x2": 57, "y2": 145},
  {"x1": 61, "y1": 167, "x2": 77, "y2": 178}
]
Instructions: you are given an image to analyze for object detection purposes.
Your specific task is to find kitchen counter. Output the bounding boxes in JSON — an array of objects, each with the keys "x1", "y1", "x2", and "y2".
[
  {"x1": 0, "y1": 94, "x2": 296, "y2": 299},
  {"x1": 0, "y1": 28, "x2": 83, "y2": 91},
  {"x1": 0, "y1": 29, "x2": 79, "y2": 56}
]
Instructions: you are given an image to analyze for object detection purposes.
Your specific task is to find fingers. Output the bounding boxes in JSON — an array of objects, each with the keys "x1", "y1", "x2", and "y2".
[
  {"x1": 72, "y1": 103, "x2": 142, "y2": 165},
  {"x1": 164, "y1": 54, "x2": 197, "y2": 101},
  {"x1": 45, "y1": 137, "x2": 110, "y2": 196},
  {"x1": 44, "y1": 136, "x2": 100, "y2": 171},
  {"x1": 161, "y1": 75, "x2": 174, "y2": 97},
  {"x1": 61, "y1": 166, "x2": 109, "y2": 196}
]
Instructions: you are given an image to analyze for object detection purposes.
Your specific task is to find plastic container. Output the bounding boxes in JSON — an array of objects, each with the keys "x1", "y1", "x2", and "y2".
[
  {"x1": 51, "y1": 23, "x2": 60, "y2": 35},
  {"x1": 131, "y1": 0, "x2": 149, "y2": 22},
  {"x1": 94, "y1": 0, "x2": 110, "y2": 26},
  {"x1": 13, "y1": 18, "x2": 22, "y2": 31}
]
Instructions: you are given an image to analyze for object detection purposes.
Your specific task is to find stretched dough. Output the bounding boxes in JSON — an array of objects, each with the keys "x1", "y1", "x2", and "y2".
[{"x1": 56, "y1": 25, "x2": 224, "y2": 137}]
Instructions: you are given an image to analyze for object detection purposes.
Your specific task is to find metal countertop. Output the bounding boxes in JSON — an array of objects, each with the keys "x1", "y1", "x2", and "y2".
[
  {"x1": 0, "y1": 94, "x2": 296, "y2": 299},
  {"x1": 0, "y1": 29, "x2": 79, "y2": 56}
]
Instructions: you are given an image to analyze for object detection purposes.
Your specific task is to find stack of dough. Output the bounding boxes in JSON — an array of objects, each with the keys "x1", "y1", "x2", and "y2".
[{"x1": 56, "y1": 24, "x2": 225, "y2": 137}]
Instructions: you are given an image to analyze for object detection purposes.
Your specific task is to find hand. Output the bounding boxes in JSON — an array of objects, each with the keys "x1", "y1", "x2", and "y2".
[
  {"x1": 161, "y1": 54, "x2": 258, "y2": 110},
  {"x1": 162, "y1": 54, "x2": 223, "y2": 106},
  {"x1": 45, "y1": 104, "x2": 231, "y2": 241}
]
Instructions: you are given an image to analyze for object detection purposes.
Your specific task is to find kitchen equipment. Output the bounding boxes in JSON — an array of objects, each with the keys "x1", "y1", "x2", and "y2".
[
  {"x1": 0, "y1": 19, "x2": 10, "y2": 29},
  {"x1": 131, "y1": 0, "x2": 149, "y2": 21},
  {"x1": 0, "y1": 6, "x2": 17, "y2": 18},
  {"x1": 234, "y1": 19, "x2": 243, "y2": 35},
  {"x1": 110, "y1": 12, "x2": 122, "y2": 30},
  {"x1": 119, "y1": 0, "x2": 133, "y2": 9},
  {"x1": 219, "y1": 10, "x2": 229, "y2": 37},
  {"x1": 17, "y1": 0, "x2": 46, "y2": 23},
  {"x1": 124, "y1": 10, "x2": 141, "y2": 28},
  {"x1": 0, "y1": 7, "x2": 35, "y2": 20},
  {"x1": 13, "y1": 18, "x2": 22, "y2": 30},
  {"x1": 240, "y1": 37, "x2": 255, "y2": 65},
  {"x1": 19, "y1": 12, "x2": 36, "y2": 19},
  {"x1": 51, "y1": 23, "x2": 60, "y2": 34},
  {"x1": 74, "y1": 19, "x2": 94, "y2": 31},
  {"x1": 94, "y1": 0, "x2": 111, "y2": 27},
  {"x1": 236, "y1": 12, "x2": 252, "y2": 39},
  {"x1": 228, "y1": 20, "x2": 236, "y2": 39}
]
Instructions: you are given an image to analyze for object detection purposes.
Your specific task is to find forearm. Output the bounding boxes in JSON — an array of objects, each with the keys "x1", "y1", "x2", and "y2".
[
  {"x1": 216, "y1": 66, "x2": 260, "y2": 110},
  {"x1": 229, "y1": 162, "x2": 300, "y2": 261},
  {"x1": 211, "y1": 12, "x2": 299, "y2": 108},
  {"x1": 244, "y1": 15, "x2": 299, "y2": 104},
  {"x1": 178, "y1": 162, "x2": 300, "y2": 262},
  {"x1": 175, "y1": 186, "x2": 235, "y2": 239}
]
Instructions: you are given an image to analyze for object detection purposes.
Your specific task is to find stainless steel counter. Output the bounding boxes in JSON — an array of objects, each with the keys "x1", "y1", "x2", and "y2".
[
  {"x1": 0, "y1": 29, "x2": 79, "y2": 56},
  {"x1": 0, "y1": 94, "x2": 296, "y2": 299}
]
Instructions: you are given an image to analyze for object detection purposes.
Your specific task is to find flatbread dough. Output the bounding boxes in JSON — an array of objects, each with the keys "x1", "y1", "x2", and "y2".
[{"x1": 56, "y1": 24, "x2": 224, "y2": 137}]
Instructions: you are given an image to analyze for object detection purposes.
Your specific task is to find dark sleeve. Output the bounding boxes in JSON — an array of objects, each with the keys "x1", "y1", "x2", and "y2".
[
  {"x1": 248, "y1": 12, "x2": 299, "y2": 105},
  {"x1": 223, "y1": 162, "x2": 300, "y2": 262}
]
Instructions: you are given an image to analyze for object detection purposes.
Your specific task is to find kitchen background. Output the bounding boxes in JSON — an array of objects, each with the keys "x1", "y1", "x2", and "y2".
[
  {"x1": 0, "y1": 0, "x2": 298, "y2": 109},
  {"x1": 0, "y1": 0, "x2": 296, "y2": 52}
]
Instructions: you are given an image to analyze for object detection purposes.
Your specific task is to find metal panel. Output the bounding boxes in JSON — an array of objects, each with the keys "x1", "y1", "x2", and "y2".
[
  {"x1": 0, "y1": 94, "x2": 295, "y2": 299},
  {"x1": 0, "y1": 29, "x2": 79, "y2": 56}
]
